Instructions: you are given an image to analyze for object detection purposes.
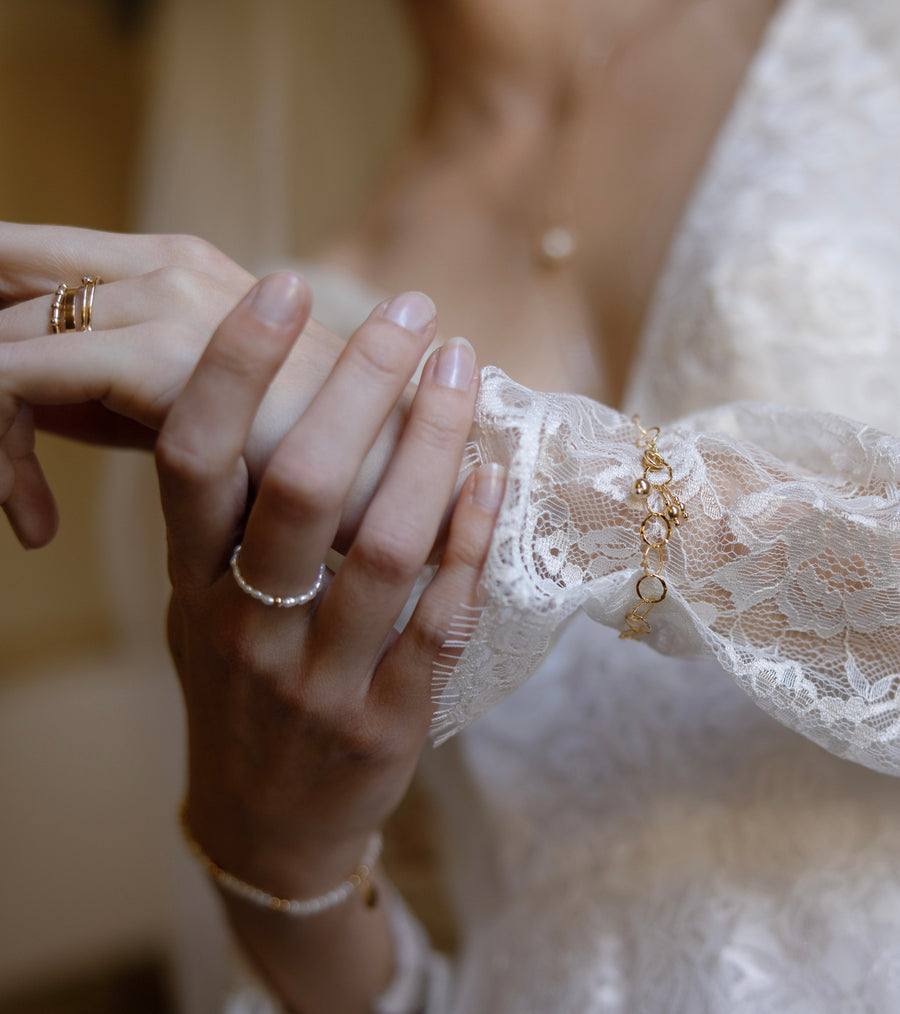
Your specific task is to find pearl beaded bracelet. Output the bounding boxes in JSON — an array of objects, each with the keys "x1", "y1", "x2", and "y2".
[{"x1": 180, "y1": 802, "x2": 382, "y2": 916}]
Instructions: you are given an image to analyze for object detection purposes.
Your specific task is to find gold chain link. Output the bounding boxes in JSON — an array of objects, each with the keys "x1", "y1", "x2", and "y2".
[{"x1": 620, "y1": 416, "x2": 688, "y2": 640}]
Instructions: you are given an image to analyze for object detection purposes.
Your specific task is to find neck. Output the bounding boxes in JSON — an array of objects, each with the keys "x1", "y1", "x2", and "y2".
[{"x1": 323, "y1": 83, "x2": 606, "y2": 398}]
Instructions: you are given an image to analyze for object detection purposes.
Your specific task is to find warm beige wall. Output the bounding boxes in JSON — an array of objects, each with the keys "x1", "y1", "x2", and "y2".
[
  {"x1": 0, "y1": 0, "x2": 149, "y2": 676},
  {"x1": 0, "y1": 2, "x2": 147, "y2": 230},
  {"x1": 0, "y1": 2, "x2": 175, "y2": 1001}
]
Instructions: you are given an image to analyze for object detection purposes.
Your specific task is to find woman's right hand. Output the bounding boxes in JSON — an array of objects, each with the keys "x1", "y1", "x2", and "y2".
[{"x1": 157, "y1": 273, "x2": 503, "y2": 1010}]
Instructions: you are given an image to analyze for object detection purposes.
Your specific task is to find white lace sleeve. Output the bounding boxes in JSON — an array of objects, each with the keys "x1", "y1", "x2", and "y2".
[
  {"x1": 221, "y1": 891, "x2": 453, "y2": 1014},
  {"x1": 432, "y1": 368, "x2": 900, "y2": 776}
]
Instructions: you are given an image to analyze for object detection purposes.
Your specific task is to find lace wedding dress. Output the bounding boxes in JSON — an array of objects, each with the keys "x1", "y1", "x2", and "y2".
[{"x1": 228, "y1": 0, "x2": 900, "y2": 1010}]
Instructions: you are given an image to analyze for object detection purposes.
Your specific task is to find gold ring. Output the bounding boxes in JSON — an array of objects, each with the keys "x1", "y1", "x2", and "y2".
[
  {"x1": 49, "y1": 276, "x2": 103, "y2": 334},
  {"x1": 49, "y1": 283, "x2": 68, "y2": 334},
  {"x1": 62, "y1": 289, "x2": 79, "y2": 331},
  {"x1": 80, "y1": 276, "x2": 102, "y2": 331}
]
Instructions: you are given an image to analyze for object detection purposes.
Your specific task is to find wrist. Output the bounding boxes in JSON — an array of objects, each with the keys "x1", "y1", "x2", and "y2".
[
  {"x1": 182, "y1": 790, "x2": 380, "y2": 903},
  {"x1": 181, "y1": 799, "x2": 382, "y2": 917}
]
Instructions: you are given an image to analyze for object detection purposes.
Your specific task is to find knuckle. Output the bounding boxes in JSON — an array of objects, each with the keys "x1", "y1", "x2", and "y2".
[
  {"x1": 262, "y1": 455, "x2": 344, "y2": 526},
  {"x1": 327, "y1": 697, "x2": 422, "y2": 768},
  {"x1": 221, "y1": 627, "x2": 280, "y2": 679},
  {"x1": 148, "y1": 264, "x2": 204, "y2": 302},
  {"x1": 409, "y1": 408, "x2": 466, "y2": 453},
  {"x1": 127, "y1": 322, "x2": 196, "y2": 416},
  {"x1": 355, "y1": 522, "x2": 423, "y2": 584},
  {"x1": 273, "y1": 678, "x2": 387, "y2": 764},
  {"x1": 409, "y1": 597, "x2": 454, "y2": 658},
  {"x1": 160, "y1": 233, "x2": 223, "y2": 271},
  {"x1": 347, "y1": 322, "x2": 413, "y2": 384},
  {"x1": 147, "y1": 261, "x2": 241, "y2": 330},
  {"x1": 207, "y1": 595, "x2": 297, "y2": 677},
  {"x1": 205, "y1": 331, "x2": 269, "y2": 383},
  {"x1": 330, "y1": 714, "x2": 388, "y2": 765},
  {"x1": 446, "y1": 518, "x2": 493, "y2": 572},
  {"x1": 155, "y1": 429, "x2": 217, "y2": 484}
]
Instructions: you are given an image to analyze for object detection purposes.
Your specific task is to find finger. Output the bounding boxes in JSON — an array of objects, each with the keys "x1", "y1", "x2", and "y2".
[
  {"x1": 372, "y1": 462, "x2": 507, "y2": 720},
  {"x1": 155, "y1": 271, "x2": 311, "y2": 585},
  {"x1": 0, "y1": 404, "x2": 59, "y2": 548},
  {"x1": 0, "y1": 268, "x2": 240, "y2": 345},
  {"x1": 236, "y1": 291, "x2": 438, "y2": 605},
  {"x1": 314, "y1": 338, "x2": 479, "y2": 677},
  {"x1": 0, "y1": 311, "x2": 338, "y2": 454},
  {"x1": 0, "y1": 222, "x2": 253, "y2": 302},
  {"x1": 0, "y1": 323, "x2": 185, "y2": 434}
]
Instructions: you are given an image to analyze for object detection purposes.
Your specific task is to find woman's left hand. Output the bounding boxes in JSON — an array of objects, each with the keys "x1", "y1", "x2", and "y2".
[{"x1": 0, "y1": 222, "x2": 352, "y2": 547}]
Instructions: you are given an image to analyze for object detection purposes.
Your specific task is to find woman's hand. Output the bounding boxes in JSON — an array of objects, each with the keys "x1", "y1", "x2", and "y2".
[
  {"x1": 0, "y1": 222, "x2": 257, "y2": 446},
  {"x1": 0, "y1": 222, "x2": 348, "y2": 545},
  {"x1": 158, "y1": 273, "x2": 503, "y2": 1010}
]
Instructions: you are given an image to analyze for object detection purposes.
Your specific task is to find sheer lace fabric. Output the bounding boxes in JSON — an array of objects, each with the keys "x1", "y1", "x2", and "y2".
[{"x1": 434, "y1": 379, "x2": 900, "y2": 776}]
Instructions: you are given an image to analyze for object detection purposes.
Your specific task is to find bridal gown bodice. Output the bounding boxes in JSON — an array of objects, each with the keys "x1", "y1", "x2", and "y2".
[{"x1": 229, "y1": 0, "x2": 900, "y2": 1010}]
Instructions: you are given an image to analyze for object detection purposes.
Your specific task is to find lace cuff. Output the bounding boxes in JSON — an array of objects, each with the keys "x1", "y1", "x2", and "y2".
[
  {"x1": 432, "y1": 368, "x2": 900, "y2": 776},
  {"x1": 222, "y1": 890, "x2": 453, "y2": 1014}
]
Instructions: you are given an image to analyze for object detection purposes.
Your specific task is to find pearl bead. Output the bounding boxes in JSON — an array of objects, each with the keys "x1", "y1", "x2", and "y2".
[
  {"x1": 633, "y1": 477, "x2": 651, "y2": 497},
  {"x1": 539, "y1": 226, "x2": 577, "y2": 265}
]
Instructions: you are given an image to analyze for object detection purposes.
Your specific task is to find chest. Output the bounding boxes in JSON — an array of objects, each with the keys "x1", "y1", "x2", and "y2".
[{"x1": 559, "y1": 0, "x2": 784, "y2": 402}]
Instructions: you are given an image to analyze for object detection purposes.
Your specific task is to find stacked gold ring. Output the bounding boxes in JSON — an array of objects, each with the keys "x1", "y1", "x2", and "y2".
[
  {"x1": 49, "y1": 276, "x2": 103, "y2": 334},
  {"x1": 49, "y1": 283, "x2": 68, "y2": 334},
  {"x1": 81, "y1": 275, "x2": 100, "y2": 331}
]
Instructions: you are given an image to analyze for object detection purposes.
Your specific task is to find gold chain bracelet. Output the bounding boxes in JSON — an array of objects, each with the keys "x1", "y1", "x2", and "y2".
[{"x1": 620, "y1": 416, "x2": 688, "y2": 640}]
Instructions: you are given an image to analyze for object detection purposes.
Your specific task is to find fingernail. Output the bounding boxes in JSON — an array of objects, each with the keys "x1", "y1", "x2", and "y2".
[
  {"x1": 474, "y1": 462, "x2": 506, "y2": 510},
  {"x1": 383, "y1": 291, "x2": 436, "y2": 336},
  {"x1": 434, "y1": 337, "x2": 476, "y2": 390},
  {"x1": 253, "y1": 272, "x2": 306, "y2": 324}
]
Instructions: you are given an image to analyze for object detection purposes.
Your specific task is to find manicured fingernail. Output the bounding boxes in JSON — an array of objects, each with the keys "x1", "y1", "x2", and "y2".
[
  {"x1": 434, "y1": 337, "x2": 476, "y2": 390},
  {"x1": 383, "y1": 291, "x2": 436, "y2": 336},
  {"x1": 253, "y1": 272, "x2": 306, "y2": 324},
  {"x1": 474, "y1": 462, "x2": 506, "y2": 510}
]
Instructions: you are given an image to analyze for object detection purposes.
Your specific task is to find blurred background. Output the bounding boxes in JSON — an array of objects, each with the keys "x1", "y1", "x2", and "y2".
[{"x1": 0, "y1": 1, "x2": 423, "y2": 1010}]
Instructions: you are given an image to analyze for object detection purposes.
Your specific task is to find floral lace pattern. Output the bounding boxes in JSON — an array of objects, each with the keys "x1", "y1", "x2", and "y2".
[{"x1": 434, "y1": 379, "x2": 900, "y2": 776}]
